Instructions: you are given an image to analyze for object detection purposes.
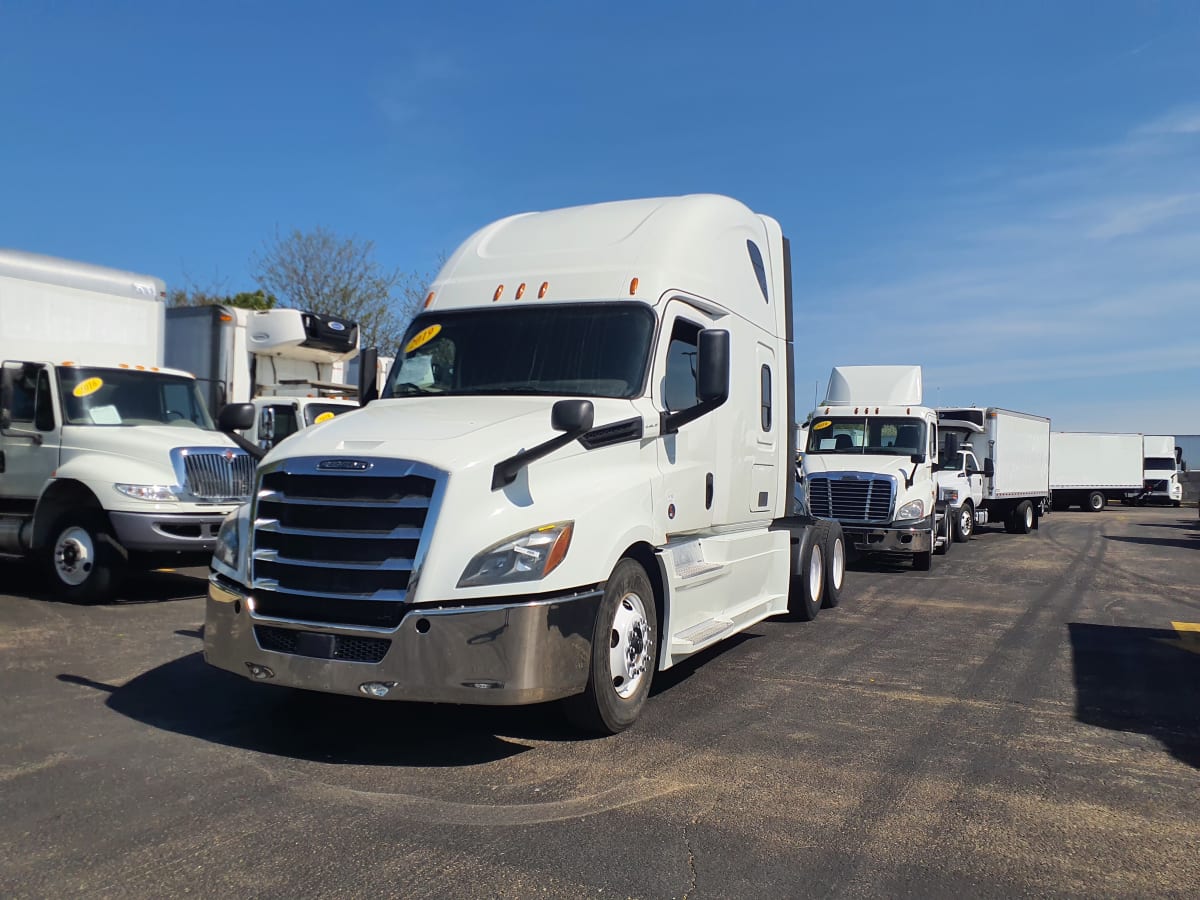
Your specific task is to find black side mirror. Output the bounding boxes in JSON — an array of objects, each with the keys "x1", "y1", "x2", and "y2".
[
  {"x1": 217, "y1": 402, "x2": 256, "y2": 433},
  {"x1": 697, "y1": 329, "x2": 730, "y2": 404},
  {"x1": 0, "y1": 364, "x2": 13, "y2": 429},
  {"x1": 909, "y1": 453, "x2": 927, "y2": 465},
  {"x1": 551, "y1": 398, "x2": 594, "y2": 433},
  {"x1": 358, "y1": 347, "x2": 379, "y2": 406},
  {"x1": 984, "y1": 458, "x2": 995, "y2": 478}
]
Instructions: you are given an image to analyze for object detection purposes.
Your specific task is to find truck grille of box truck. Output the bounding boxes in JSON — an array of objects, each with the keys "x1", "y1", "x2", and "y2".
[
  {"x1": 249, "y1": 460, "x2": 437, "y2": 628},
  {"x1": 807, "y1": 475, "x2": 894, "y2": 523},
  {"x1": 182, "y1": 450, "x2": 255, "y2": 501}
]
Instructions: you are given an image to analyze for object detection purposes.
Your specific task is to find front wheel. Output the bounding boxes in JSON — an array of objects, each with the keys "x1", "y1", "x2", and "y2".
[
  {"x1": 42, "y1": 511, "x2": 124, "y2": 603},
  {"x1": 954, "y1": 503, "x2": 974, "y2": 543},
  {"x1": 565, "y1": 558, "x2": 658, "y2": 735}
]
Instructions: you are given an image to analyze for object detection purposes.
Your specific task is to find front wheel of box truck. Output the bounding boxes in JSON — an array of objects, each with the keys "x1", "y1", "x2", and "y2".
[
  {"x1": 43, "y1": 511, "x2": 124, "y2": 603},
  {"x1": 954, "y1": 503, "x2": 974, "y2": 542},
  {"x1": 565, "y1": 558, "x2": 658, "y2": 735},
  {"x1": 1087, "y1": 491, "x2": 1106, "y2": 512}
]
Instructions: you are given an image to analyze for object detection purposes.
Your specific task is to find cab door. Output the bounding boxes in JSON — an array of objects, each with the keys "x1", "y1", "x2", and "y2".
[
  {"x1": 0, "y1": 362, "x2": 61, "y2": 504},
  {"x1": 653, "y1": 300, "x2": 718, "y2": 537},
  {"x1": 964, "y1": 451, "x2": 986, "y2": 507}
]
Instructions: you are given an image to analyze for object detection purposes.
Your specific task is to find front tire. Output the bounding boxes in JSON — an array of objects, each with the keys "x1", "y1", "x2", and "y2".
[
  {"x1": 43, "y1": 511, "x2": 124, "y2": 604},
  {"x1": 565, "y1": 558, "x2": 658, "y2": 735},
  {"x1": 954, "y1": 503, "x2": 974, "y2": 543}
]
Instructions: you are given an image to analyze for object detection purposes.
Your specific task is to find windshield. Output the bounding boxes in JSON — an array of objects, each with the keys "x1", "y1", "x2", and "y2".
[
  {"x1": 806, "y1": 416, "x2": 927, "y2": 456},
  {"x1": 303, "y1": 402, "x2": 355, "y2": 427},
  {"x1": 382, "y1": 303, "x2": 656, "y2": 399},
  {"x1": 1144, "y1": 457, "x2": 1176, "y2": 471},
  {"x1": 58, "y1": 367, "x2": 215, "y2": 429}
]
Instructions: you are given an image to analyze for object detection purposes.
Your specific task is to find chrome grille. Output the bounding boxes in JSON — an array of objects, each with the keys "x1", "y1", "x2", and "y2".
[
  {"x1": 182, "y1": 450, "x2": 254, "y2": 501},
  {"x1": 250, "y1": 458, "x2": 438, "y2": 628},
  {"x1": 807, "y1": 474, "x2": 894, "y2": 523}
]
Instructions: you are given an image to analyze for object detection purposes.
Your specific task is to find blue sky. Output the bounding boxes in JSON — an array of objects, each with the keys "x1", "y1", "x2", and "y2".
[{"x1": 2, "y1": 1, "x2": 1198, "y2": 433}]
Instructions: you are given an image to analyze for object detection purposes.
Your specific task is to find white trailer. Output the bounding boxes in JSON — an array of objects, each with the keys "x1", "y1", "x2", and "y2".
[
  {"x1": 935, "y1": 408, "x2": 1051, "y2": 543},
  {"x1": 1049, "y1": 432, "x2": 1143, "y2": 511},
  {"x1": 1139, "y1": 435, "x2": 1183, "y2": 506},
  {"x1": 165, "y1": 306, "x2": 361, "y2": 451},
  {"x1": 0, "y1": 249, "x2": 253, "y2": 601},
  {"x1": 203, "y1": 194, "x2": 847, "y2": 734}
]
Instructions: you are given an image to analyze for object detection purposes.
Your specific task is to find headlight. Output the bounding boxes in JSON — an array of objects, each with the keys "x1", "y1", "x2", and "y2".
[
  {"x1": 942, "y1": 489, "x2": 959, "y2": 503},
  {"x1": 897, "y1": 499, "x2": 926, "y2": 521},
  {"x1": 213, "y1": 512, "x2": 240, "y2": 570},
  {"x1": 115, "y1": 483, "x2": 178, "y2": 502},
  {"x1": 458, "y1": 522, "x2": 573, "y2": 588}
]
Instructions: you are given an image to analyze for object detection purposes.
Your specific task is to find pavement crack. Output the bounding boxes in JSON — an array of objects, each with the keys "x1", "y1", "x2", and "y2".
[{"x1": 682, "y1": 820, "x2": 697, "y2": 899}]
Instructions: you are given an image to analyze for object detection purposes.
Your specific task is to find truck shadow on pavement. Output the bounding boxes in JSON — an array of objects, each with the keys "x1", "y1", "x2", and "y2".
[
  {"x1": 1, "y1": 561, "x2": 206, "y2": 604},
  {"x1": 1068, "y1": 622, "x2": 1200, "y2": 769},
  {"x1": 1103, "y1": 533, "x2": 1200, "y2": 551}
]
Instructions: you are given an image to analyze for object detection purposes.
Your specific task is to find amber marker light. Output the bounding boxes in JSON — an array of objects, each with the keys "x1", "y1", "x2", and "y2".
[
  {"x1": 516, "y1": 282, "x2": 527, "y2": 300},
  {"x1": 424, "y1": 291, "x2": 435, "y2": 308},
  {"x1": 538, "y1": 281, "x2": 549, "y2": 298},
  {"x1": 219, "y1": 314, "x2": 233, "y2": 322},
  {"x1": 493, "y1": 284, "x2": 504, "y2": 302},
  {"x1": 629, "y1": 277, "x2": 639, "y2": 295},
  {"x1": 543, "y1": 523, "x2": 574, "y2": 576}
]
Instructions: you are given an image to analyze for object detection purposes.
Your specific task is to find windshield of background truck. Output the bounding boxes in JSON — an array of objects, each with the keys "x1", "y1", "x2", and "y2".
[
  {"x1": 1144, "y1": 457, "x2": 1176, "y2": 471},
  {"x1": 383, "y1": 303, "x2": 656, "y2": 399},
  {"x1": 57, "y1": 367, "x2": 215, "y2": 429},
  {"x1": 303, "y1": 402, "x2": 354, "y2": 427},
  {"x1": 806, "y1": 417, "x2": 926, "y2": 456}
]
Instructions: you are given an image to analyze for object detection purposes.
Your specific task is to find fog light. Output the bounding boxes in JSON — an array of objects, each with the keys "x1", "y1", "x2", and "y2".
[
  {"x1": 463, "y1": 680, "x2": 503, "y2": 690},
  {"x1": 245, "y1": 662, "x2": 274, "y2": 680},
  {"x1": 359, "y1": 681, "x2": 397, "y2": 698}
]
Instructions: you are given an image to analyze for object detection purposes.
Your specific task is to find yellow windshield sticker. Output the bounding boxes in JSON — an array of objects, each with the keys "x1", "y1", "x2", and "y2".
[
  {"x1": 812, "y1": 420, "x2": 832, "y2": 430},
  {"x1": 313, "y1": 411, "x2": 335, "y2": 424},
  {"x1": 405, "y1": 324, "x2": 442, "y2": 353},
  {"x1": 73, "y1": 377, "x2": 103, "y2": 398}
]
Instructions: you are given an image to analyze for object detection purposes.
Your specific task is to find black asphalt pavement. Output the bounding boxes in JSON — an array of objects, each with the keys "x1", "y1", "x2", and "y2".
[{"x1": 2, "y1": 506, "x2": 1198, "y2": 898}]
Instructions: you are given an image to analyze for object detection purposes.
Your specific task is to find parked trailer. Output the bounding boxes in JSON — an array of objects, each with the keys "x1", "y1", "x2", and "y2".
[
  {"x1": 1049, "y1": 432, "x2": 1143, "y2": 511},
  {"x1": 204, "y1": 194, "x2": 847, "y2": 734},
  {"x1": 935, "y1": 408, "x2": 1051, "y2": 542},
  {"x1": 0, "y1": 249, "x2": 252, "y2": 602}
]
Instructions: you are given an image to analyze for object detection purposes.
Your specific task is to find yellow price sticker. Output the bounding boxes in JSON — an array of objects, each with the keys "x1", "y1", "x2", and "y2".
[
  {"x1": 313, "y1": 411, "x2": 335, "y2": 424},
  {"x1": 73, "y1": 377, "x2": 104, "y2": 398},
  {"x1": 812, "y1": 420, "x2": 832, "y2": 430},
  {"x1": 405, "y1": 324, "x2": 442, "y2": 353}
]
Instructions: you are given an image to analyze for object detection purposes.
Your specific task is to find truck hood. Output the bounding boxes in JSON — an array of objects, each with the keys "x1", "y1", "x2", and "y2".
[
  {"x1": 261, "y1": 395, "x2": 640, "y2": 472},
  {"x1": 61, "y1": 424, "x2": 238, "y2": 471}
]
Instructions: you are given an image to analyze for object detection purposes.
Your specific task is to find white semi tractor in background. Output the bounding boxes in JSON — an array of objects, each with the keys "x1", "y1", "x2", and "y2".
[
  {"x1": 204, "y1": 194, "x2": 847, "y2": 734},
  {"x1": 1139, "y1": 434, "x2": 1183, "y2": 506},
  {"x1": 1049, "y1": 432, "x2": 1143, "y2": 511},
  {"x1": 934, "y1": 408, "x2": 1051, "y2": 542},
  {"x1": 0, "y1": 249, "x2": 254, "y2": 601},
  {"x1": 165, "y1": 306, "x2": 361, "y2": 452},
  {"x1": 803, "y1": 365, "x2": 944, "y2": 570}
]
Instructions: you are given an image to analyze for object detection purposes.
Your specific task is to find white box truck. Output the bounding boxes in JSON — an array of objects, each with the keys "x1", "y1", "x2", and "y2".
[
  {"x1": 202, "y1": 194, "x2": 847, "y2": 733},
  {"x1": 1137, "y1": 435, "x2": 1183, "y2": 506},
  {"x1": 803, "y1": 365, "x2": 946, "y2": 570},
  {"x1": 1049, "y1": 432, "x2": 1143, "y2": 511},
  {"x1": 0, "y1": 249, "x2": 254, "y2": 601},
  {"x1": 934, "y1": 408, "x2": 1051, "y2": 542},
  {"x1": 165, "y1": 306, "x2": 361, "y2": 452}
]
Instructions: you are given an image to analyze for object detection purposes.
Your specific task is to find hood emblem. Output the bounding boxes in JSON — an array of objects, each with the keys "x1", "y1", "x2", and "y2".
[
  {"x1": 223, "y1": 449, "x2": 236, "y2": 463},
  {"x1": 318, "y1": 458, "x2": 372, "y2": 471}
]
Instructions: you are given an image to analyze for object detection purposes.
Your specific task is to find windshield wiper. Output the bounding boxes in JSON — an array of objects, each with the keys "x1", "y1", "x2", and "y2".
[{"x1": 392, "y1": 382, "x2": 436, "y2": 396}]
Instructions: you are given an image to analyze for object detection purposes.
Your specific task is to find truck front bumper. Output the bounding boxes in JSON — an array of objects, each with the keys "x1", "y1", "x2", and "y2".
[
  {"x1": 109, "y1": 510, "x2": 231, "y2": 553},
  {"x1": 204, "y1": 576, "x2": 602, "y2": 705},
  {"x1": 840, "y1": 516, "x2": 933, "y2": 554}
]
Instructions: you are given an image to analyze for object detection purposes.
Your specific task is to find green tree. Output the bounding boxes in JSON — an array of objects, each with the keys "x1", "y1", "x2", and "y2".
[
  {"x1": 168, "y1": 286, "x2": 278, "y2": 310},
  {"x1": 251, "y1": 226, "x2": 430, "y2": 353}
]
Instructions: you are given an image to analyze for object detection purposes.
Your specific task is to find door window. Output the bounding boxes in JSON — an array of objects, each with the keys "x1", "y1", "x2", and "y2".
[{"x1": 663, "y1": 319, "x2": 701, "y2": 412}]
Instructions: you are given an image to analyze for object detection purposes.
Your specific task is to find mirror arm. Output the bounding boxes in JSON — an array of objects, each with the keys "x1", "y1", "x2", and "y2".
[
  {"x1": 227, "y1": 431, "x2": 266, "y2": 461},
  {"x1": 660, "y1": 394, "x2": 727, "y2": 436},
  {"x1": 0, "y1": 425, "x2": 43, "y2": 446},
  {"x1": 492, "y1": 428, "x2": 585, "y2": 491}
]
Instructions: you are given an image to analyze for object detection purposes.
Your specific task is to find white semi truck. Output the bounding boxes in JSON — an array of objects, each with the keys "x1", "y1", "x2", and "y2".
[
  {"x1": 0, "y1": 249, "x2": 254, "y2": 601},
  {"x1": 934, "y1": 408, "x2": 1051, "y2": 542},
  {"x1": 165, "y1": 306, "x2": 361, "y2": 452},
  {"x1": 203, "y1": 194, "x2": 847, "y2": 733},
  {"x1": 1049, "y1": 432, "x2": 1143, "y2": 511},
  {"x1": 803, "y1": 365, "x2": 944, "y2": 570},
  {"x1": 1138, "y1": 435, "x2": 1183, "y2": 506}
]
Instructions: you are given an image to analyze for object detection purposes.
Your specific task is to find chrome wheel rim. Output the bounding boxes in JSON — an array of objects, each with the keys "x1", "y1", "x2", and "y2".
[
  {"x1": 1024, "y1": 505, "x2": 1034, "y2": 529},
  {"x1": 610, "y1": 591, "x2": 651, "y2": 699},
  {"x1": 959, "y1": 508, "x2": 972, "y2": 537},
  {"x1": 54, "y1": 526, "x2": 95, "y2": 587}
]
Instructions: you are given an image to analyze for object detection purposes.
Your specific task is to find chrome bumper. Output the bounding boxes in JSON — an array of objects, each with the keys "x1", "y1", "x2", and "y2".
[
  {"x1": 203, "y1": 576, "x2": 601, "y2": 705},
  {"x1": 109, "y1": 510, "x2": 232, "y2": 552},
  {"x1": 841, "y1": 516, "x2": 933, "y2": 553}
]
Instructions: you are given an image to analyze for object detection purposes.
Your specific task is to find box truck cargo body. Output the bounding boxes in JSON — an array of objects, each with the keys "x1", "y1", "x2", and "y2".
[
  {"x1": 165, "y1": 306, "x2": 361, "y2": 452},
  {"x1": 935, "y1": 408, "x2": 1050, "y2": 542},
  {"x1": 0, "y1": 249, "x2": 253, "y2": 601},
  {"x1": 203, "y1": 194, "x2": 846, "y2": 733},
  {"x1": 1049, "y1": 432, "x2": 1143, "y2": 511}
]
